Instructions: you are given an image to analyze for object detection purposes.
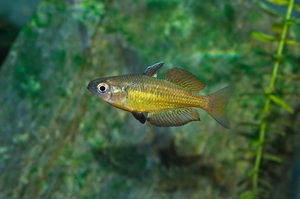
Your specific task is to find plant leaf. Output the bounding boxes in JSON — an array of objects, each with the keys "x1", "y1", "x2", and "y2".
[
  {"x1": 259, "y1": 1, "x2": 283, "y2": 16},
  {"x1": 284, "y1": 39, "x2": 300, "y2": 47},
  {"x1": 276, "y1": 19, "x2": 300, "y2": 26},
  {"x1": 267, "y1": 128, "x2": 286, "y2": 136},
  {"x1": 246, "y1": 170, "x2": 258, "y2": 177},
  {"x1": 251, "y1": 140, "x2": 263, "y2": 147},
  {"x1": 272, "y1": 19, "x2": 300, "y2": 32},
  {"x1": 294, "y1": 4, "x2": 300, "y2": 12},
  {"x1": 279, "y1": 120, "x2": 293, "y2": 127},
  {"x1": 264, "y1": 87, "x2": 275, "y2": 95},
  {"x1": 239, "y1": 191, "x2": 256, "y2": 199},
  {"x1": 251, "y1": 31, "x2": 300, "y2": 46},
  {"x1": 263, "y1": 153, "x2": 282, "y2": 162},
  {"x1": 271, "y1": 54, "x2": 285, "y2": 62},
  {"x1": 251, "y1": 31, "x2": 278, "y2": 42},
  {"x1": 265, "y1": 0, "x2": 300, "y2": 12},
  {"x1": 269, "y1": 95, "x2": 294, "y2": 113},
  {"x1": 265, "y1": 0, "x2": 289, "y2": 5}
]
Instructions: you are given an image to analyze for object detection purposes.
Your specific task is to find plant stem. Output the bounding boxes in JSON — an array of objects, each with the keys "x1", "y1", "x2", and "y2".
[{"x1": 252, "y1": 0, "x2": 294, "y2": 195}]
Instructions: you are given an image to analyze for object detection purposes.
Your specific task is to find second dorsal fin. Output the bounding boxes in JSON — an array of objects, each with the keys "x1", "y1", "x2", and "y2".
[{"x1": 165, "y1": 67, "x2": 205, "y2": 92}]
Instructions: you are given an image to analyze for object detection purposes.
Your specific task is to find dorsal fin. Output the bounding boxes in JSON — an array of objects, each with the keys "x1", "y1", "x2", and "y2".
[
  {"x1": 165, "y1": 67, "x2": 205, "y2": 92},
  {"x1": 143, "y1": 62, "x2": 164, "y2": 78}
]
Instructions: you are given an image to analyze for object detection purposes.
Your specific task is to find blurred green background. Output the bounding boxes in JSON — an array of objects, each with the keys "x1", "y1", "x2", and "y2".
[{"x1": 0, "y1": 0, "x2": 300, "y2": 199}]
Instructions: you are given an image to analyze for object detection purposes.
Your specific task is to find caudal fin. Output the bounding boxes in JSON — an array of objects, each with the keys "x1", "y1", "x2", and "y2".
[{"x1": 205, "y1": 85, "x2": 234, "y2": 129}]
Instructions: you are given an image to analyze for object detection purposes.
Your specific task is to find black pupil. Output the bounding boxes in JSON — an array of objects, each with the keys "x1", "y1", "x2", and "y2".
[{"x1": 100, "y1": 86, "x2": 106, "y2": 92}]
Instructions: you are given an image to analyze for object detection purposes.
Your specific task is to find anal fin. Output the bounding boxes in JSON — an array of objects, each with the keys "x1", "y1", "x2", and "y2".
[{"x1": 147, "y1": 108, "x2": 200, "y2": 127}]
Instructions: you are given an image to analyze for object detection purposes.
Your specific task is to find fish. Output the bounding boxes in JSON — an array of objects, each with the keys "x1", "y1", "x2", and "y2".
[{"x1": 87, "y1": 62, "x2": 234, "y2": 129}]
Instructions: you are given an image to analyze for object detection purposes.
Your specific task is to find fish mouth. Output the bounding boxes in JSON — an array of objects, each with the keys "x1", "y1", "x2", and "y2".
[
  {"x1": 87, "y1": 81, "x2": 96, "y2": 94},
  {"x1": 87, "y1": 81, "x2": 99, "y2": 97},
  {"x1": 87, "y1": 79, "x2": 99, "y2": 91},
  {"x1": 87, "y1": 83, "x2": 91, "y2": 90}
]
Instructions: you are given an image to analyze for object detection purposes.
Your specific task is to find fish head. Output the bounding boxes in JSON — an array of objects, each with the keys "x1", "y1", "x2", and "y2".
[{"x1": 87, "y1": 77, "x2": 127, "y2": 106}]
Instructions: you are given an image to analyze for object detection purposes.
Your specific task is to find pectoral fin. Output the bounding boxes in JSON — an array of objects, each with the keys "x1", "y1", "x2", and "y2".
[
  {"x1": 143, "y1": 62, "x2": 164, "y2": 78},
  {"x1": 132, "y1": 111, "x2": 146, "y2": 124},
  {"x1": 147, "y1": 108, "x2": 200, "y2": 127}
]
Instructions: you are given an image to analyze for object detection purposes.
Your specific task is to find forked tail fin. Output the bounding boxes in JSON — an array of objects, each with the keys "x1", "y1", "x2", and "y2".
[{"x1": 205, "y1": 85, "x2": 234, "y2": 129}]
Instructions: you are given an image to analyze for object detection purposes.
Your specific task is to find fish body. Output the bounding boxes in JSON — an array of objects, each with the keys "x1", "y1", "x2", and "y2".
[{"x1": 87, "y1": 62, "x2": 234, "y2": 129}]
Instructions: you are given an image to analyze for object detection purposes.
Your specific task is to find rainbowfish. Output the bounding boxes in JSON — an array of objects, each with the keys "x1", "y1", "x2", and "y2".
[{"x1": 87, "y1": 62, "x2": 234, "y2": 129}]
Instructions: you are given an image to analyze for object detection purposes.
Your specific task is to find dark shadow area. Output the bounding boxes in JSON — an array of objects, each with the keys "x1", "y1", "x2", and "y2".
[{"x1": 0, "y1": 17, "x2": 20, "y2": 66}]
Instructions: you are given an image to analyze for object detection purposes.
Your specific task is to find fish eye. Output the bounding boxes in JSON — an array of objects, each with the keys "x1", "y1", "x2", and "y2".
[
  {"x1": 100, "y1": 86, "x2": 105, "y2": 91},
  {"x1": 97, "y1": 83, "x2": 109, "y2": 93}
]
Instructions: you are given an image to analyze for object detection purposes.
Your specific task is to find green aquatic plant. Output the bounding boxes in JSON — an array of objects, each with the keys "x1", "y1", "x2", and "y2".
[{"x1": 241, "y1": 0, "x2": 298, "y2": 198}]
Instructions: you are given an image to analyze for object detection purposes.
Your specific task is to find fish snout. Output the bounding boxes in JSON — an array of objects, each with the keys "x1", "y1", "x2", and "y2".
[
  {"x1": 87, "y1": 83, "x2": 91, "y2": 90},
  {"x1": 87, "y1": 81, "x2": 94, "y2": 91}
]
